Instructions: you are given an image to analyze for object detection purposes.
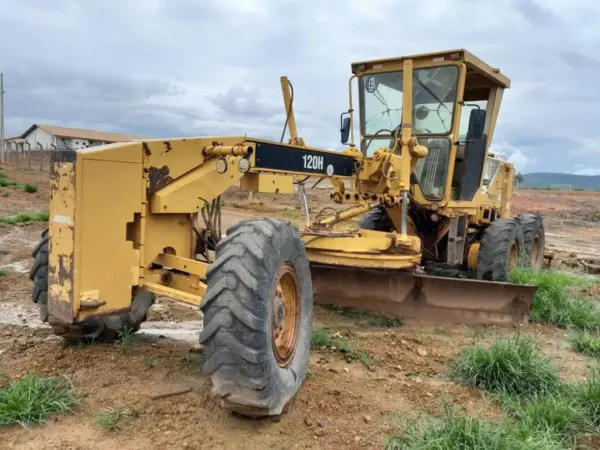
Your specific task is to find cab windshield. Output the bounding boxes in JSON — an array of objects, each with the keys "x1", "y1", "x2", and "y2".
[
  {"x1": 359, "y1": 65, "x2": 460, "y2": 200},
  {"x1": 359, "y1": 65, "x2": 459, "y2": 139}
]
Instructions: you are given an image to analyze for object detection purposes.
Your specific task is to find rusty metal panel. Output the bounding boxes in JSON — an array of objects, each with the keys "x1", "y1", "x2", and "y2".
[
  {"x1": 310, "y1": 264, "x2": 535, "y2": 324},
  {"x1": 48, "y1": 161, "x2": 77, "y2": 323}
]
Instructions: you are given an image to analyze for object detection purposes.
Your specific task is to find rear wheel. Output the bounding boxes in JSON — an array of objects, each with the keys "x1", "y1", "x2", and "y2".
[
  {"x1": 358, "y1": 205, "x2": 395, "y2": 231},
  {"x1": 476, "y1": 218, "x2": 525, "y2": 281},
  {"x1": 29, "y1": 228, "x2": 155, "y2": 342},
  {"x1": 199, "y1": 217, "x2": 313, "y2": 417},
  {"x1": 517, "y1": 214, "x2": 545, "y2": 271}
]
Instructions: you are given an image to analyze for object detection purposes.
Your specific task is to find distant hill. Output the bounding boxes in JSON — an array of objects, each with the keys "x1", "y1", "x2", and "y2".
[{"x1": 521, "y1": 172, "x2": 600, "y2": 190}]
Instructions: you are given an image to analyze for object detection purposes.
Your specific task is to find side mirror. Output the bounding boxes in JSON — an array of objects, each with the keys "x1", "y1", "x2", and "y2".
[{"x1": 340, "y1": 114, "x2": 351, "y2": 144}]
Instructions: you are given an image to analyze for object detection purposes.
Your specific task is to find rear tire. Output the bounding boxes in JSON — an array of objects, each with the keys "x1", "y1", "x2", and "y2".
[
  {"x1": 358, "y1": 206, "x2": 395, "y2": 231},
  {"x1": 199, "y1": 218, "x2": 313, "y2": 417},
  {"x1": 29, "y1": 228, "x2": 155, "y2": 342},
  {"x1": 517, "y1": 214, "x2": 545, "y2": 271},
  {"x1": 476, "y1": 218, "x2": 525, "y2": 281}
]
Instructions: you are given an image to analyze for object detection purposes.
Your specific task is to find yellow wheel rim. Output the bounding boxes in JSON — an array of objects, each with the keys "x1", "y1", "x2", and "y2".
[{"x1": 271, "y1": 264, "x2": 300, "y2": 367}]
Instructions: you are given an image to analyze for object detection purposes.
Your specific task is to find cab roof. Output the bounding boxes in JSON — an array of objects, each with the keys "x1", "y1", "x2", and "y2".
[{"x1": 351, "y1": 49, "x2": 510, "y2": 89}]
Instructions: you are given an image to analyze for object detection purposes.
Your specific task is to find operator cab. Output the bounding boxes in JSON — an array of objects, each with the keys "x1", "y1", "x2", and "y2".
[{"x1": 346, "y1": 49, "x2": 510, "y2": 204}]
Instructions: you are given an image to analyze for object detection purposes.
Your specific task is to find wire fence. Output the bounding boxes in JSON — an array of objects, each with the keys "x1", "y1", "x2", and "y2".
[{"x1": 0, "y1": 149, "x2": 53, "y2": 171}]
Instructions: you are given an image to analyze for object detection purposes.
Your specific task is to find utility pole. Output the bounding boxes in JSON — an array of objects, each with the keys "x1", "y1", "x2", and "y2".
[{"x1": 0, "y1": 73, "x2": 4, "y2": 164}]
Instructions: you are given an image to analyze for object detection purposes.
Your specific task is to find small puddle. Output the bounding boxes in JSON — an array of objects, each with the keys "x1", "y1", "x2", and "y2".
[
  {"x1": 0, "y1": 259, "x2": 30, "y2": 273},
  {"x1": 0, "y1": 301, "x2": 203, "y2": 343},
  {"x1": 139, "y1": 320, "x2": 203, "y2": 343},
  {"x1": 0, "y1": 302, "x2": 45, "y2": 328}
]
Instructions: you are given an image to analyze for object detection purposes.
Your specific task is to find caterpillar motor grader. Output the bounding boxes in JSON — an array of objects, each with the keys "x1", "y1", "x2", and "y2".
[{"x1": 30, "y1": 49, "x2": 543, "y2": 417}]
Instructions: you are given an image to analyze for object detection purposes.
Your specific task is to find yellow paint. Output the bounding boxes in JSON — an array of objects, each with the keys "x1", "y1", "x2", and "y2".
[
  {"x1": 77, "y1": 158, "x2": 142, "y2": 321},
  {"x1": 241, "y1": 173, "x2": 294, "y2": 194},
  {"x1": 151, "y1": 156, "x2": 245, "y2": 213},
  {"x1": 468, "y1": 243, "x2": 480, "y2": 270},
  {"x1": 154, "y1": 253, "x2": 208, "y2": 278},
  {"x1": 306, "y1": 249, "x2": 419, "y2": 269},
  {"x1": 143, "y1": 282, "x2": 203, "y2": 306},
  {"x1": 143, "y1": 212, "x2": 194, "y2": 269},
  {"x1": 280, "y1": 76, "x2": 303, "y2": 146},
  {"x1": 48, "y1": 162, "x2": 77, "y2": 322}
]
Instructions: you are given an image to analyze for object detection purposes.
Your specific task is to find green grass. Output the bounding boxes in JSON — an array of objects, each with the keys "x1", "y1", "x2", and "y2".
[
  {"x1": 324, "y1": 305, "x2": 403, "y2": 328},
  {"x1": 0, "y1": 373, "x2": 80, "y2": 427},
  {"x1": 23, "y1": 184, "x2": 38, "y2": 193},
  {"x1": 95, "y1": 406, "x2": 139, "y2": 432},
  {"x1": 279, "y1": 209, "x2": 303, "y2": 218},
  {"x1": 510, "y1": 268, "x2": 600, "y2": 331},
  {"x1": 116, "y1": 326, "x2": 137, "y2": 354},
  {"x1": 501, "y1": 392, "x2": 583, "y2": 446},
  {"x1": 451, "y1": 334, "x2": 600, "y2": 447},
  {"x1": 311, "y1": 328, "x2": 376, "y2": 368},
  {"x1": 143, "y1": 357, "x2": 154, "y2": 368},
  {"x1": 571, "y1": 332, "x2": 600, "y2": 359},
  {"x1": 0, "y1": 269, "x2": 8, "y2": 277},
  {"x1": 570, "y1": 371, "x2": 600, "y2": 429},
  {"x1": 384, "y1": 407, "x2": 563, "y2": 450},
  {"x1": 453, "y1": 333, "x2": 562, "y2": 398},
  {"x1": 0, "y1": 212, "x2": 50, "y2": 225},
  {"x1": 95, "y1": 407, "x2": 124, "y2": 431}
]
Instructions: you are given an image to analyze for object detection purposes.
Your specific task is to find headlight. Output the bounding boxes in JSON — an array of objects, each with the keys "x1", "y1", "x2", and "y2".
[
  {"x1": 238, "y1": 157, "x2": 251, "y2": 173},
  {"x1": 216, "y1": 157, "x2": 227, "y2": 174}
]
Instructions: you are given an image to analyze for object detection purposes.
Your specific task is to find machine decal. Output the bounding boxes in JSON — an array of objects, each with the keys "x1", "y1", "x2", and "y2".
[
  {"x1": 365, "y1": 76, "x2": 379, "y2": 93},
  {"x1": 253, "y1": 142, "x2": 355, "y2": 177}
]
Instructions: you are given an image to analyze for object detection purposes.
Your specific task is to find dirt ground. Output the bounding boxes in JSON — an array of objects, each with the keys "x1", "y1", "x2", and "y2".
[{"x1": 1, "y1": 165, "x2": 600, "y2": 449}]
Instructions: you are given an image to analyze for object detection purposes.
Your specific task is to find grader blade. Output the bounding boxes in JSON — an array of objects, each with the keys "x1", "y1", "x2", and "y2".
[{"x1": 310, "y1": 265, "x2": 536, "y2": 324}]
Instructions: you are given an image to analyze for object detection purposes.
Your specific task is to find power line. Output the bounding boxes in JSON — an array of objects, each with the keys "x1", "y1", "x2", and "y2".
[{"x1": 0, "y1": 73, "x2": 4, "y2": 164}]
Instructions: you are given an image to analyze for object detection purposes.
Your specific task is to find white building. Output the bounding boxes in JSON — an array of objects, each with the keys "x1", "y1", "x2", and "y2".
[{"x1": 5, "y1": 124, "x2": 142, "y2": 152}]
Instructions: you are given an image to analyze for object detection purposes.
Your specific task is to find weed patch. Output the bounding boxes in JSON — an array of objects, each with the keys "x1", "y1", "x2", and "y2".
[
  {"x1": 510, "y1": 268, "x2": 600, "y2": 331},
  {"x1": 384, "y1": 407, "x2": 562, "y2": 450},
  {"x1": 143, "y1": 357, "x2": 154, "y2": 368},
  {"x1": 311, "y1": 328, "x2": 376, "y2": 368},
  {"x1": 23, "y1": 184, "x2": 38, "y2": 193},
  {"x1": 571, "y1": 332, "x2": 600, "y2": 359},
  {"x1": 0, "y1": 269, "x2": 8, "y2": 277},
  {"x1": 0, "y1": 212, "x2": 49, "y2": 225},
  {"x1": 501, "y1": 392, "x2": 583, "y2": 446},
  {"x1": 324, "y1": 305, "x2": 403, "y2": 328},
  {"x1": 454, "y1": 333, "x2": 562, "y2": 398},
  {"x1": 0, "y1": 373, "x2": 80, "y2": 427},
  {"x1": 116, "y1": 326, "x2": 137, "y2": 354},
  {"x1": 571, "y1": 371, "x2": 600, "y2": 429}
]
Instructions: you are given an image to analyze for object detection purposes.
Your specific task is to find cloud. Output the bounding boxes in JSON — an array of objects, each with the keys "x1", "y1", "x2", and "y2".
[
  {"x1": 490, "y1": 141, "x2": 536, "y2": 173},
  {"x1": 570, "y1": 166, "x2": 600, "y2": 176},
  {"x1": 1, "y1": 0, "x2": 599, "y2": 173},
  {"x1": 512, "y1": 0, "x2": 559, "y2": 27}
]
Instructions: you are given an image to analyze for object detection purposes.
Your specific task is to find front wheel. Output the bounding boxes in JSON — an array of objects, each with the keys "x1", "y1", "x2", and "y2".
[
  {"x1": 199, "y1": 218, "x2": 313, "y2": 417},
  {"x1": 476, "y1": 218, "x2": 525, "y2": 281},
  {"x1": 518, "y1": 214, "x2": 545, "y2": 271}
]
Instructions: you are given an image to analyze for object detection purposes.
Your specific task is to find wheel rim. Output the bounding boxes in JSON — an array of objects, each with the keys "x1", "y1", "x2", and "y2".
[
  {"x1": 271, "y1": 263, "x2": 300, "y2": 367},
  {"x1": 531, "y1": 236, "x2": 541, "y2": 269},
  {"x1": 508, "y1": 242, "x2": 519, "y2": 270}
]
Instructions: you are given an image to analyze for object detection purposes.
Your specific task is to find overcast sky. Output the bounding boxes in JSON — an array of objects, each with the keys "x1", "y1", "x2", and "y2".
[{"x1": 1, "y1": 0, "x2": 599, "y2": 174}]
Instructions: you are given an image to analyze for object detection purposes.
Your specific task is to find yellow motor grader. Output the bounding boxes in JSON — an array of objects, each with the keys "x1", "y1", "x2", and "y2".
[{"x1": 30, "y1": 49, "x2": 543, "y2": 416}]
